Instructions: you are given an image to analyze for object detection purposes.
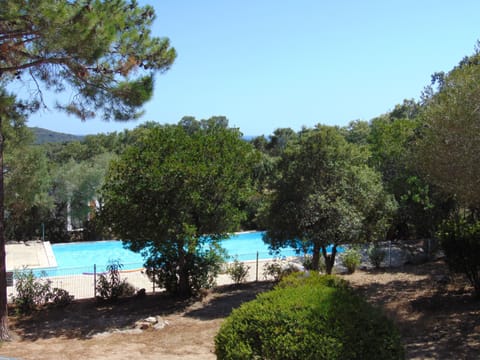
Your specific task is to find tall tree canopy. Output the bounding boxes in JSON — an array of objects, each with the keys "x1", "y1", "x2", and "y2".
[
  {"x1": 1, "y1": 0, "x2": 176, "y2": 120},
  {"x1": 261, "y1": 125, "x2": 394, "y2": 274},
  {"x1": 0, "y1": 0, "x2": 176, "y2": 338},
  {"x1": 101, "y1": 119, "x2": 257, "y2": 297},
  {"x1": 417, "y1": 50, "x2": 480, "y2": 209}
]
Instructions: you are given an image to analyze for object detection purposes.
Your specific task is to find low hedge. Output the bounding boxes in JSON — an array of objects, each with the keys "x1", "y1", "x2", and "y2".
[{"x1": 215, "y1": 273, "x2": 404, "y2": 360}]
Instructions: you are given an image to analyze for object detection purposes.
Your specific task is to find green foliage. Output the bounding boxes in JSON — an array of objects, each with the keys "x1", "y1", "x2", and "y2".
[
  {"x1": 264, "y1": 128, "x2": 298, "y2": 157},
  {"x1": 12, "y1": 270, "x2": 50, "y2": 314},
  {"x1": 41, "y1": 205, "x2": 69, "y2": 243},
  {"x1": 1, "y1": 0, "x2": 176, "y2": 121},
  {"x1": 437, "y1": 217, "x2": 480, "y2": 295},
  {"x1": 31, "y1": 127, "x2": 85, "y2": 145},
  {"x1": 261, "y1": 125, "x2": 393, "y2": 273},
  {"x1": 341, "y1": 247, "x2": 362, "y2": 274},
  {"x1": 226, "y1": 258, "x2": 250, "y2": 284},
  {"x1": 0, "y1": 91, "x2": 54, "y2": 241},
  {"x1": 262, "y1": 260, "x2": 299, "y2": 282},
  {"x1": 215, "y1": 273, "x2": 404, "y2": 360},
  {"x1": 342, "y1": 119, "x2": 371, "y2": 146},
  {"x1": 12, "y1": 270, "x2": 73, "y2": 314},
  {"x1": 46, "y1": 287, "x2": 75, "y2": 308},
  {"x1": 365, "y1": 100, "x2": 452, "y2": 240},
  {"x1": 368, "y1": 244, "x2": 387, "y2": 269},
  {"x1": 53, "y1": 153, "x2": 114, "y2": 230},
  {"x1": 0, "y1": 0, "x2": 175, "y2": 338},
  {"x1": 101, "y1": 119, "x2": 256, "y2": 297},
  {"x1": 417, "y1": 49, "x2": 480, "y2": 208},
  {"x1": 4, "y1": 144, "x2": 53, "y2": 240},
  {"x1": 145, "y1": 241, "x2": 225, "y2": 296},
  {"x1": 96, "y1": 259, "x2": 135, "y2": 302}
]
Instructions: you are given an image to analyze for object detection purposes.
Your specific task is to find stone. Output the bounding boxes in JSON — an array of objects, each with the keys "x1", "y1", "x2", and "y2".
[
  {"x1": 145, "y1": 316, "x2": 157, "y2": 324},
  {"x1": 154, "y1": 316, "x2": 168, "y2": 330}
]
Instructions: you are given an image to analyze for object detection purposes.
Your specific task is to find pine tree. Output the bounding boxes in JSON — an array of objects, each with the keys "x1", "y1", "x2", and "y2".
[{"x1": 0, "y1": 0, "x2": 176, "y2": 339}]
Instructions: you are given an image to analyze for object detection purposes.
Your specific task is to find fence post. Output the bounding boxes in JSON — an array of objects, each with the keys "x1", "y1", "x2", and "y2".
[
  {"x1": 388, "y1": 241, "x2": 392, "y2": 268},
  {"x1": 256, "y1": 251, "x2": 259, "y2": 282},
  {"x1": 152, "y1": 269, "x2": 155, "y2": 294},
  {"x1": 93, "y1": 264, "x2": 97, "y2": 298}
]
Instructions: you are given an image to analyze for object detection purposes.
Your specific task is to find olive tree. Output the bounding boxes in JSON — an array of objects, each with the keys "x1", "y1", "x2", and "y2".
[
  {"x1": 417, "y1": 49, "x2": 480, "y2": 294},
  {"x1": 261, "y1": 125, "x2": 394, "y2": 274},
  {"x1": 417, "y1": 50, "x2": 480, "y2": 208},
  {"x1": 101, "y1": 119, "x2": 257, "y2": 297}
]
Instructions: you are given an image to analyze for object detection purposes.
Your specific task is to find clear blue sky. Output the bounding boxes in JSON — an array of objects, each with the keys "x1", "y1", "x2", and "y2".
[{"x1": 23, "y1": 1, "x2": 480, "y2": 136}]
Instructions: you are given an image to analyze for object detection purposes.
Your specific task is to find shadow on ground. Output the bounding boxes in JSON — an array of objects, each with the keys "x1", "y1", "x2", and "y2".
[
  {"x1": 347, "y1": 260, "x2": 480, "y2": 359},
  {"x1": 184, "y1": 281, "x2": 273, "y2": 320},
  {"x1": 10, "y1": 281, "x2": 274, "y2": 341},
  {"x1": 10, "y1": 292, "x2": 194, "y2": 340}
]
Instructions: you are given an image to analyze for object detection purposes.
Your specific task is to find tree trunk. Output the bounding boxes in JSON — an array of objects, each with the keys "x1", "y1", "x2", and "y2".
[
  {"x1": 177, "y1": 247, "x2": 190, "y2": 298},
  {"x1": 0, "y1": 118, "x2": 9, "y2": 340},
  {"x1": 322, "y1": 245, "x2": 337, "y2": 275},
  {"x1": 311, "y1": 242, "x2": 321, "y2": 271}
]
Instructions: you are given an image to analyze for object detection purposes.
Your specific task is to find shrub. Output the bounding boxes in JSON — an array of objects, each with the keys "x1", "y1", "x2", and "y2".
[
  {"x1": 12, "y1": 269, "x2": 73, "y2": 314},
  {"x1": 96, "y1": 259, "x2": 135, "y2": 301},
  {"x1": 145, "y1": 245, "x2": 225, "y2": 296},
  {"x1": 368, "y1": 244, "x2": 386, "y2": 269},
  {"x1": 226, "y1": 257, "x2": 250, "y2": 284},
  {"x1": 47, "y1": 287, "x2": 74, "y2": 307},
  {"x1": 301, "y1": 254, "x2": 326, "y2": 272},
  {"x1": 301, "y1": 255, "x2": 314, "y2": 270},
  {"x1": 12, "y1": 270, "x2": 51, "y2": 314},
  {"x1": 215, "y1": 273, "x2": 404, "y2": 360},
  {"x1": 341, "y1": 247, "x2": 362, "y2": 274},
  {"x1": 262, "y1": 259, "x2": 298, "y2": 282},
  {"x1": 438, "y1": 218, "x2": 480, "y2": 295}
]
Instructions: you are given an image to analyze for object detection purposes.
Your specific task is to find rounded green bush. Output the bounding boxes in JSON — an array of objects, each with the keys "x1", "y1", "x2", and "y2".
[{"x1": 215, "y1": 273, "x2": 404, "y2": 360}]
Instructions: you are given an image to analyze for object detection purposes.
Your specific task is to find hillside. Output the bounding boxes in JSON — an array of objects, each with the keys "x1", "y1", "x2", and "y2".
[
  {"x1": 31, "y1": 127, "x2": 259, "y2": 145},
  {"x1": 31, "y1": 127, "x2": 85, "y2": 144}
]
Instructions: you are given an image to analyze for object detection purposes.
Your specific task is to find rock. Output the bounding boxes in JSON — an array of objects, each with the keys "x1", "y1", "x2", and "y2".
[
  {"x1": 133, "y1": 316, "x2": 169, "y2": 331},
  {"x1": 154, "y1": 316, "x2": 168, "y2": 330},
  {"x1": 135, "y1": 321, "x2": 151, "y2": 330},
  {"x1": 154, "y1": 321, "x2": 166, "y2": 330},
  {"x1": 145, "y1": 316, "x2": 157, "y2": 324}
]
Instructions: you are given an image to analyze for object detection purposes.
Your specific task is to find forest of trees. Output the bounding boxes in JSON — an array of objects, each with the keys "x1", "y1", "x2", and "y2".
[
  {"x1": 6, "y1": 50, "x2": 480, "y2": 296},
  {"x1": 0, "y1": 113, "x2": 422, "y2": 243},
  {"x1": 1, "y1": 0, "x2": 480, "y2": 342},
  {"x1": 2, "y1": 67, "x2": 475, "y2": 254}
]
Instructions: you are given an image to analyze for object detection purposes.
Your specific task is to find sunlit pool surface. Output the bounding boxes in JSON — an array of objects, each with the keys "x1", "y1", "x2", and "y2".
[{"x1": 39, "y1": 231, "x2": 338, "y2": 276}]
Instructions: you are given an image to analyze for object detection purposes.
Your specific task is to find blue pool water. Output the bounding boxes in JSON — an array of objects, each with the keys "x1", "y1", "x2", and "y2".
[
  {"x1": 52, "y1": 240, "x2": 144, "y2": 272},
  {"x1": 45, "y1": 231, "x2": 297, "y2": 275},
  {"x1": 41, "y1": 231, "x2": 338, "y2": 276}
]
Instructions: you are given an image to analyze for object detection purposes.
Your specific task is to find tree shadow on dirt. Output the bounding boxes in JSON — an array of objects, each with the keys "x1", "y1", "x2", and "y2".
[
  {"x1": 10, "y1": 292, "x2": 195, "y2": 340},
  {"x1": 184, "y1": 281, "x2": 274, "y2": 320},
  {"x1": 10, "y1": 281, "x2": 274, "y2": 341},
  {"x1": 406, "y1": 288, "x2": 480, "y2": 359},
  {"x1": 348, "y1": 260, "x2": 480, "y2": 359}
]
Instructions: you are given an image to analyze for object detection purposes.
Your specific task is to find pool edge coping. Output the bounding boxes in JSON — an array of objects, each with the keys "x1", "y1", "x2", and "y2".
[{"x1": 43, "y1": 241, "x2": 58, "y2": 268}]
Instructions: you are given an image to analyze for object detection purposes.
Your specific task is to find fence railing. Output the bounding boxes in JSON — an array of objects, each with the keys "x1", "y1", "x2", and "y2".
[{"x1": 7, "y1": 252, "x2": 297, "y2": 302}]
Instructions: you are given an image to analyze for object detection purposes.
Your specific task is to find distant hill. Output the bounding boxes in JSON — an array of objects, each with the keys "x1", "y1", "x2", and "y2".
[
  {"x1": 31, "y1": 127, "x2": 85, "y2": 144},
  {"x1": 30, "y1": 127, "x2": 259, "y2": 145}
]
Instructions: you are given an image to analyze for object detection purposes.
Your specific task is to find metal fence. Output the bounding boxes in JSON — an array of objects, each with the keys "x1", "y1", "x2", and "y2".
[
  {"x1": 8, "y1": 261, "x2": 152, "y2": 301},
  {"x1": 7, "y1": 253, "x2": 291, "y2": 302}
]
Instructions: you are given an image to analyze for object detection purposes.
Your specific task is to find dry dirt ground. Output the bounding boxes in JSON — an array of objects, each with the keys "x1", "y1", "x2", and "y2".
[{"x1": 1, "y1": 259, "x2": 479, "y2": 359}]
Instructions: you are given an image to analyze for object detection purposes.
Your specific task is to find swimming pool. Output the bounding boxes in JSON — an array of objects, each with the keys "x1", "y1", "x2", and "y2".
[{"x1": 45, "y1": 231, "x2": 300, "y2": 276}]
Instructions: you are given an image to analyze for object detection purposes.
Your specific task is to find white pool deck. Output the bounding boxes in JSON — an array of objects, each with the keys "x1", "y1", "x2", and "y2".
[{"x1": 6, "y1": 241, "x2": 57, "y2": 271}]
